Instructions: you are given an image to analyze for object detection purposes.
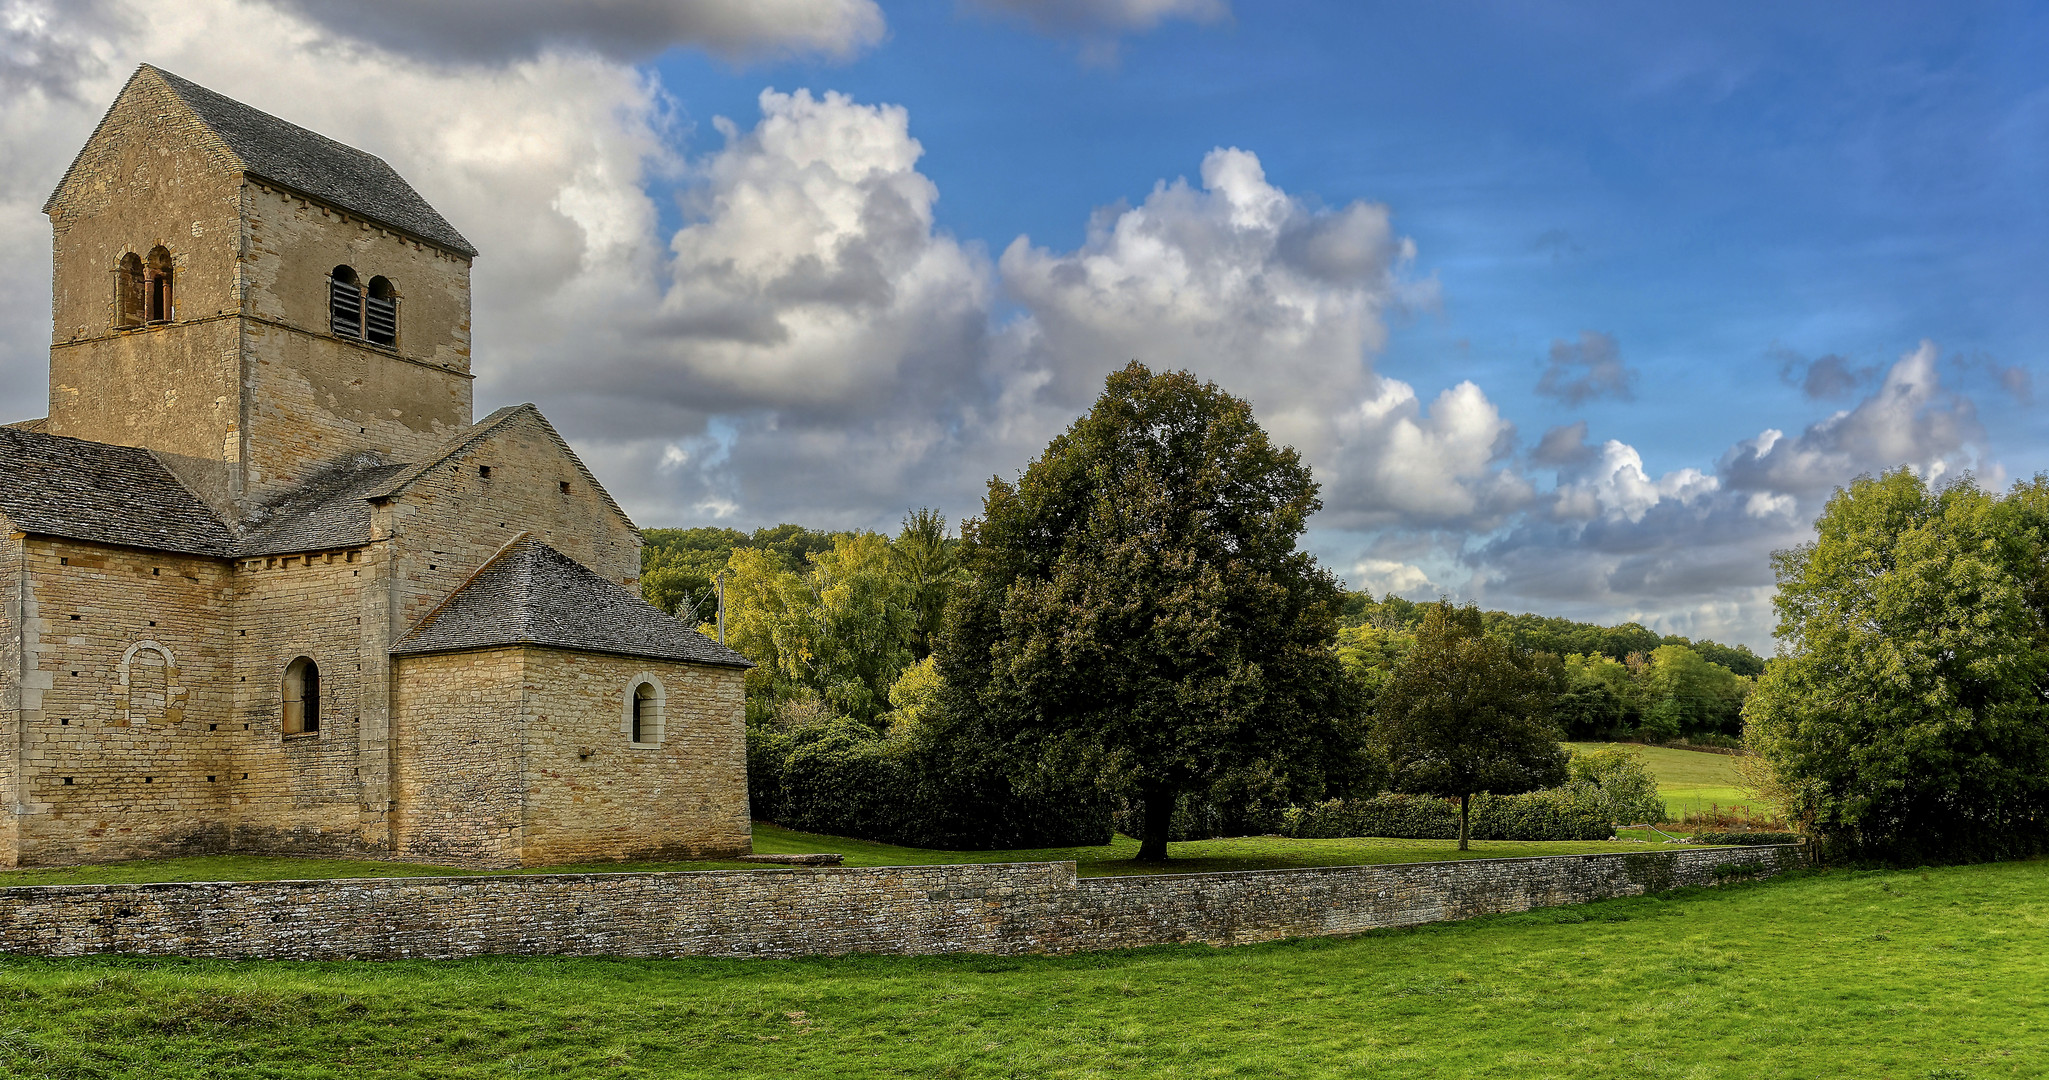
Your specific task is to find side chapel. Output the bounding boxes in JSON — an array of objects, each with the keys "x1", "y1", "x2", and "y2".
[{"x1": 0, "y1": 65, "x2": 753, "y2": 868}]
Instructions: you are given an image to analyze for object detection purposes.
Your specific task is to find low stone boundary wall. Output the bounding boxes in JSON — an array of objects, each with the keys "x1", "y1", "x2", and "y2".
[{"x1": 0, "y1": 845, "x2": 1808, "y2": 961}]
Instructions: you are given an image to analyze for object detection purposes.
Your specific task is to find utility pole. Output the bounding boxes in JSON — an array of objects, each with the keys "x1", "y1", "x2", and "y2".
[{"x1": 715, "y1": 570, "x2": 727, "y2": 644}]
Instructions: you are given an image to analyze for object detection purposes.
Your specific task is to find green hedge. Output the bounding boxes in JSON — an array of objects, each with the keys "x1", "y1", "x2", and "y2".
[
  {"x1": 748, "y1": 720, "x2": 1111, "y2": 850},
  {"x1": 1690, "y1": 830, "x2": 1800, "y2": 846},
  {"x1": 1281, "y1": 789, "x2": 1614, "y2": 842}
]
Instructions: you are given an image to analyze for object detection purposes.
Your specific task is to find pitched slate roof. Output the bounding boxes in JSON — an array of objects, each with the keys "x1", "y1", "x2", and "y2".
[
  {"x1": 0, "y1": 427, "x2": 236, "y2": 556},
  {"x1": 393, "y1": 537, "x2": 751, "y2": 667},
  {"x1": 66, "y1": 65, "x2": 476, "y2": 257},
  {"x1": 236, "y1": 460, "x2": 410, "y2": 557}
]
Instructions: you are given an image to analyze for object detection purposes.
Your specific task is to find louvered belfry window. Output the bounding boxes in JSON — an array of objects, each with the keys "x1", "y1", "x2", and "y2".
[
  {"x1": 329, "y1": 265, "x2": 363, "y2": 338},
  {"x1": 365, "y1": 276, "x2": 398, "y2": 346}
]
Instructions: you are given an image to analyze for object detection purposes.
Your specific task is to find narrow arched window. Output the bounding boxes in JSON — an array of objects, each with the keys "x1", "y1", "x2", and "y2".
[
  {"x1": 283, "y1": 656, "x2": 320, "y2": 735},
  {"x1": 365, "y1": 275, "x2": 398, "y2": 347},
  {"x1": 624, "y1": 676, "x2": 664, "y2": 746},
  {"x1": 144, "y1": 246, "x2": 174, "y2": 323},
  {"x1": 116, "y1": 252, "x2": 145, "y2": 328},
  {"x1": 631, "y1": 682, "x2": 655, "y2": 743},
  {"x1": 329, "y1": 265, "x2": 362, "y2": 338}
]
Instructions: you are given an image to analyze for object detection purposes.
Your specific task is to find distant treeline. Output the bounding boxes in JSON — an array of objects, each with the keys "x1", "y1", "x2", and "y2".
[
  {"x1": 647, "y1": 525, "x2": 1763, "y2": 681},
  {"x1": 1340, "y1": 593, "x2": 1764, "y2": 677},
  {"x1": 645, "y1": 523, "x2": 1761, "y2": 751}
]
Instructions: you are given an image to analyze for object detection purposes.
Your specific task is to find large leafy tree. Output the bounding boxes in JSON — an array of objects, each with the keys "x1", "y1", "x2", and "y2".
[
  {"x1": 939, "y1": 362, "x2": 1364, "y2": 861},
  {"x1": 1745, "y1": 470, "x2": 2049, "y2": 862},
  {"x1": 1373, "y1": 602, "x2": 1568, "y2": 849}
]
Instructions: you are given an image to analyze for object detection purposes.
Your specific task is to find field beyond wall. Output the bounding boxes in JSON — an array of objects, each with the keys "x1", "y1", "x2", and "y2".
[{"x1": 0, "y1": 860, "x2": 2040, "y2": 1078}]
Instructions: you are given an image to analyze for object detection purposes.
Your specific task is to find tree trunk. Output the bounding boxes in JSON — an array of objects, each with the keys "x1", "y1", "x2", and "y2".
[
  {"x1": 1137, "y1": 788, "x2": 1175, "y2": 861},
  {"x1": 1458, "y1": 792, "x2": 1471, "y2": 852}
]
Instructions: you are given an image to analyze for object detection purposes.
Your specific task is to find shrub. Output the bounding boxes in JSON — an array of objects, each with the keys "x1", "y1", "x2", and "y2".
[
  {"x1": 749, "y1": 715, "x2": 1111, "y2": 850},
  {"x1": 1677, "y1": 803, "x2": 1788, "y2": 831},
  {"x1": 1281, "y1": 789, "x2": 1613, "y2": 842},
  {"x1": 1691, "y1": 830, "x2": 1800, "y2": 846},
  {"x1": 1565, "y1": 746, "x2": 1667, "y2": 825}
]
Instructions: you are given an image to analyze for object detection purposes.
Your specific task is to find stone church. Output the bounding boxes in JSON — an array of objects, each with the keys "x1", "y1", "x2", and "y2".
[{"x1": 0, "y1": 65, "x2": 752, "y2": 869}]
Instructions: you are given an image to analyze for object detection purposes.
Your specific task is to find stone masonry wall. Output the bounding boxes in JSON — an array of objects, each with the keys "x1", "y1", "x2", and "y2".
[
  {"x1": 390, "y1": 648, "x2": 528, "y2": 867},
  {"x1": 239, "y1": 182, "x2": 471, "y2": 374},
  {"x1": 0, "y1": 536, "x2": 22, "y2": 865},
  {"x1": 236, "y1": 183, "x2": 474, "y2": 502},
  {"x1": 227, "y1": 546, "x2": 383, "y2": 858},
  {"x1": 0, "y1": 845, "x2": 1809, "y2": 961},
  {"x1": 44, "y1": 72, "x2": 248, "y2": 509},
  {"x1": 517, "y1": 649, "x2": 750, "y2": 865},
  {"x1": 7, "y1": 538, "x2": 235, "y2": 867},
  {"x1": 386, "y1": 413, "x2": 643, "y2": 640}
]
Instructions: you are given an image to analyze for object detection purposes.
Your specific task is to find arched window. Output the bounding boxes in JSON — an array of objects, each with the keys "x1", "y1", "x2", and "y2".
[
  {"x1": 144, "y1": 246, "x2": 174, "y2": 323},
  {"x1": 623, "y1": 676, "x2": 664, "y2": 746},
  {"x1": 116, "y1": 252, "x2": 145, "y2": 328},
  {"x1": 329, "y1": 265, "x2": 363, "y2": 338},
  {"x1": 283, "y1": 656, "x2": 320, "y2": 735}
]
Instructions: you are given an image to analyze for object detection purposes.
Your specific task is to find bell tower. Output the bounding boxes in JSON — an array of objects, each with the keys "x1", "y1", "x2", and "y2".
[{"x1": 41, "y1": 64, "x2": 478, "y2": 520}]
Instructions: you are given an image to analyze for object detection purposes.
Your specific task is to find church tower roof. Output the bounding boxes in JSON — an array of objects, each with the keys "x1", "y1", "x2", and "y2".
[{"x1": 45, "y1": 64, "x2": 476, "y2": 257}]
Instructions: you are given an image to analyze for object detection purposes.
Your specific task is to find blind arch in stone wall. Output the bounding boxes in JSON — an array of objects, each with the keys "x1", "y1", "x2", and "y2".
[{"x1": 117, "y1": 640, "x2": 183, "y2": 725}]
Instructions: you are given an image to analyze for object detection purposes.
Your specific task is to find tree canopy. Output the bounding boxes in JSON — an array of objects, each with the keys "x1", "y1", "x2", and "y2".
[
  {"x1": 1373, "y1": 602, "x2": 1569, "y2": 849},
  {"x1": 938, "y1": 362, "x2": 1364, "y2": 860},
  {"x1": 1744, "y1": 470, "x2": 2049, "y2": 862}
]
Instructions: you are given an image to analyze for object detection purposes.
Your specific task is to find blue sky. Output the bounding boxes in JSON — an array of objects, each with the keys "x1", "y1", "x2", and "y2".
[
  {"x1": 2, "y1": 0, "x2": 2043, "y2": 648},
  {"x1": 651, "y1": 1, "x2": 2045, "y2": 474}
]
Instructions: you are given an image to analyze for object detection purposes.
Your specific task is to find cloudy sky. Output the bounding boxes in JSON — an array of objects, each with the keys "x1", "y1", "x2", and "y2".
[{"x1": 3, "y1": 1, "x2": 2044, "y2": 650}]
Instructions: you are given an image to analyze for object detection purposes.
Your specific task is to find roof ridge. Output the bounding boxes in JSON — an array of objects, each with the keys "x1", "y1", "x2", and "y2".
[
  {"x1": 52, "y1": 64, "x2": 477, "y2": 257},
  {"x1": 43, "y1": 66, "x2": 242, "y2": 214}
]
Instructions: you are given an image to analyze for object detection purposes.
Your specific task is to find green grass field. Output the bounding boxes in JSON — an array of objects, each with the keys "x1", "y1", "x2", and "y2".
[
  {"x1": 0, "y1": 860, "x2": 2039, "y2": 1078},
  {"x1": 0, "y1": 825, "x2": 1698, "y2": 889},
  {"x1": 1568, "y1": 741, "x2": 1756, "y2": 820}
]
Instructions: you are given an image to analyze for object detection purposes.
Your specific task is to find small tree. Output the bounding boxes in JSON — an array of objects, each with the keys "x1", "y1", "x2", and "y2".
[
  {"x1": 938, "y1": 362, "x2": 1365, "y2": 861},
  {"x1": 1373, "y1": 602, "x2": 1568, "y2": 849}
]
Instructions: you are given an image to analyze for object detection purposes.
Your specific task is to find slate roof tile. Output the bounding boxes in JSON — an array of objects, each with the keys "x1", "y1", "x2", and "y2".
[
  {"x1": 141, "y1": 66, "x2": 475, "y2": 257},
  {"x1": 0, "y1": 427, "x2": 236, "y2": 556},
  {"x1": 235, "y1": 460, "x2": 410, "y2": 557},
  {"x1": 393, "y1": 538, "x2": 751, "y2": 667}
]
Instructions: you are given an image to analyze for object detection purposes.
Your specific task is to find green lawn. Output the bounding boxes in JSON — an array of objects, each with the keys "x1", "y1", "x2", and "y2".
[
  {"x1": 0, "y1": 826, "x2": 1697, "y2": 889},
  {"x1": 753, "y1": 823, "x2": 1692, "y2": 876},
  {"x1": 0, "y1": 859, "x2": 2040, "y2": 1078},
  {"x1": 1568, "y1": 740, "x2": 1756, "y2": 820}
]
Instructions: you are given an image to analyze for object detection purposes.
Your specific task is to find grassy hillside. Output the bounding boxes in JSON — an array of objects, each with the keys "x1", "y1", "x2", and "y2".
[
  {"x1": 0, "y1": 860, "x2": 2039, "y2": 1077},
  {"x1": 1569, "y1": 740, "x2": 1755, "y2": 820}
]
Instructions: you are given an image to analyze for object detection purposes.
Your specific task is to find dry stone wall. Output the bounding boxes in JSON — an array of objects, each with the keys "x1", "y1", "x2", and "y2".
[{"x1": 0, "y1": 845, "x2": 1808, "y2": 961}]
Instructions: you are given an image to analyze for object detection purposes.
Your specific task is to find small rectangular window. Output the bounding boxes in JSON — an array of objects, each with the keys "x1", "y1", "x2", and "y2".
[{"x1": 479, "y1": 465, "x2": 493, "y2": 479}]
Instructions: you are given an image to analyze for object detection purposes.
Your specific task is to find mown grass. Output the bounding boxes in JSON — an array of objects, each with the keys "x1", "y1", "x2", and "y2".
[
  {"x1": 0, "y1": 826, "x2": 1698, "y2": 889},
  {"x1": 1567, "y1": 740, "x2": 1755, "y2": 820},
  {"x1": 0, "y1": 859, "x2": 2040, "y2": 1078},
  {"x1": 753, "y1": 823, "x2": 1692, "y2": 876}
]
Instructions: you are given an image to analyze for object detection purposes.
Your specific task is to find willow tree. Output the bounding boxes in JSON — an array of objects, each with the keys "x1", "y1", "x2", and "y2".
[{"x1": 937, "y1": 362, "x2": 1363, "y2": 861}]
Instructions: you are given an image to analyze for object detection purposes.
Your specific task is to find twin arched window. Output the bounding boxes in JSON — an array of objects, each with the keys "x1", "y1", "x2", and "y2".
[
  {"x1": 283, "y1": 656, "x2": 320, "y2": 735},
  {"x1": 115, "y1": 247, "x2": 174, "y2": 328},
  {"x1": 329, "y1": 265, "x2": 398, "y2": 347}
]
